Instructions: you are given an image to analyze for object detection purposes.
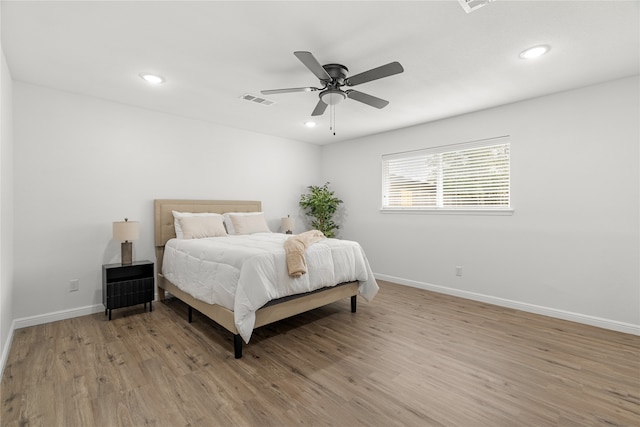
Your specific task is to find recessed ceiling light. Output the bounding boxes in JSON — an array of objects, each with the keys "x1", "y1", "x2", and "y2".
[
  {"x1": 139, "y1": 73, "x2": 165, "y2": 84},
  {"x1": 519, "y1": 45, "x2": 550, "y2": 60},
  {"x1": 304, "y1": 121, "x2": 317, "y2": 128}
]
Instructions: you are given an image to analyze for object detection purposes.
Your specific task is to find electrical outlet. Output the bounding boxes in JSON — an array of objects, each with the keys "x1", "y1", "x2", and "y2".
[
  {"x1": 69, "y1": 279, "x2": 79, "y2": 292},
  {"x1": 455, "y1": 266, "x2": 463, "y2": 277}
]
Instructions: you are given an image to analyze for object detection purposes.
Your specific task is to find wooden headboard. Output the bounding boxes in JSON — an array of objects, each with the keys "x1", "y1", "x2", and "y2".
[{"x1": 154, "y1": 199, "x2": 262, "y2": 270}]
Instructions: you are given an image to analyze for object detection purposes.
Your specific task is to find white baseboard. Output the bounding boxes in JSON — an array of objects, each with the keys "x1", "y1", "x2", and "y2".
[
  {"x1": 374, "y1": 273, "x2": 640, "y2": 336},
  {"x1": 11, "y1": 292, "x2": 163, "y2": 331},
  {"x1": 0, "y1": 320, "x2": 16, "y2": 379},
  {"x1": 13, "y1": 303, "x2": 105, "y2": 330}
]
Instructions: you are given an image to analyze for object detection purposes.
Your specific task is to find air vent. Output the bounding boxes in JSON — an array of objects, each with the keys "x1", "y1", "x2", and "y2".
[
  {"x1": 240, "y1": 93, "x2": 275, "y2": 106},
  {"x1": 458, "y1": 0, "x2": 494, "y2": 13}
]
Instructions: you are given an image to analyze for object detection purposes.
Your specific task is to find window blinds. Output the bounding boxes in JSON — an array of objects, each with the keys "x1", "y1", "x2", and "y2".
[{"x1": 382, "y1": 138, "x2": 510, "y2": 211}]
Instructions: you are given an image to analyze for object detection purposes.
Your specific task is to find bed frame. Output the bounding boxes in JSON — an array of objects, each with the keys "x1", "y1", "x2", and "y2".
[{"x1": 154, "y1": 199, "x2": 358, "y2": 358}]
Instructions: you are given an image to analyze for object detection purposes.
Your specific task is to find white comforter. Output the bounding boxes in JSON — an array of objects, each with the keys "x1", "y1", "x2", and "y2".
[{"x1": 162, "y1": 232, "x2": 379, "y2": 342}]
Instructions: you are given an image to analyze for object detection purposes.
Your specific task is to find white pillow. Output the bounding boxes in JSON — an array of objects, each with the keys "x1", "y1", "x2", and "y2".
[
  {"x1": 172, "y1": 210, "x2": 224, "y2": 239},
  {"x1": 223, "y1": 212, "x2": 267, "y2": 235},
  {"x1": 178, "y1": 215, "x2": 227, "y2": 239},
  {"x1": 224, "y1": 212, "x2": 271, "y2": 235}
]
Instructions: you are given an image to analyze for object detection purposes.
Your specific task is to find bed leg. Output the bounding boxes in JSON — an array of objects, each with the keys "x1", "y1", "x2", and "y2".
[
  {"x1": 157, "y1": 286, "x2": 166, "y2": 301},
  {"x1": 351, "y1": 295, "x2": 357, "y2": 313},
  {"x1": 188, "y1": 306, "x2": 193, "y2": 323},
  {"x1": 234, "y1": 334, "x2": 243, "y2": 359}
]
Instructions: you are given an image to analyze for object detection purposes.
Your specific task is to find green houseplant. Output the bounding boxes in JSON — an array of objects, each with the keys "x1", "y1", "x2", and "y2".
[{"x1": 299, "y1": 182, "x2": 343, "y2": 238}]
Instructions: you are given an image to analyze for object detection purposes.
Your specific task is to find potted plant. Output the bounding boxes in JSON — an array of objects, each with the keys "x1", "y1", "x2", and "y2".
[{"x1": 299, "y1": 182, "x2": 343, "y2": 238}]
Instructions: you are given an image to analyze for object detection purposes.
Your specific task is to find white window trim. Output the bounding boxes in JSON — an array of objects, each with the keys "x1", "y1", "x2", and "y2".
[
  {"x1": 380, "y1": 208, "x2": 514, "y2": 216},
  {"x1": 381, "y1": 136, "x2": 513, "y2": 215}
]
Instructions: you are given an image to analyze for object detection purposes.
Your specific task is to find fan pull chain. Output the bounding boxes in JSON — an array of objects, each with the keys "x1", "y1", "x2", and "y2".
[
  {"x1": 329, "y1": 103, "x2": 333, "y2": 134},
  {"x1": 330, "y1": 103, "x2": 336, "y2": 136}
]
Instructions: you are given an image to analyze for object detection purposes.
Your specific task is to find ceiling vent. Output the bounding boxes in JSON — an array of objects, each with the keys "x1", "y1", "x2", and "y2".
[
  {"x1": 458, "y1": 0, "x2": 494, "y2": 13},
  {"x1": 240, "y1": 93, "x2": 275, "y2": 106}
]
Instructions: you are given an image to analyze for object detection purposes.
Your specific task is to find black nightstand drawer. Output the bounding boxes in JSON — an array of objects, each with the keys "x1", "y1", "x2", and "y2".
[{"x1": 106, "y1": 277, "x2": 154, "y2": 307}]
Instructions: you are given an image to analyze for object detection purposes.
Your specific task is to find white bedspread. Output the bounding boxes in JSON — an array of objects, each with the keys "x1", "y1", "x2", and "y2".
[{"x1": 162, "y1": 232, "x2": 379, "y2": 342}]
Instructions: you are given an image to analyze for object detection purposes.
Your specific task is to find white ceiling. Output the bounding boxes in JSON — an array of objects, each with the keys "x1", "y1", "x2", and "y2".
[{"x1": 2, "y1": 0, "x2": 639, "y2": 145}]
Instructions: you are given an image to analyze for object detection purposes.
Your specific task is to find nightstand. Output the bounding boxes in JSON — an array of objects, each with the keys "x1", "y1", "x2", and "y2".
[{"x1": 102, "y1": 260, "x2": 154, "y2": 320}]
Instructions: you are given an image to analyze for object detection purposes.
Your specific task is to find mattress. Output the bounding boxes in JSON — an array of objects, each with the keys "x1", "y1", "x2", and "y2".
[{"x1": 162, "y1": 232, "x2": 379, "y2": 342}]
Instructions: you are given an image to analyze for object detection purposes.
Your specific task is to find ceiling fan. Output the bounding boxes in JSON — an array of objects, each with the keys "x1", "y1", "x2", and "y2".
[{"x1": 261, "y1": 51, "x2": 404, "y2": 116}]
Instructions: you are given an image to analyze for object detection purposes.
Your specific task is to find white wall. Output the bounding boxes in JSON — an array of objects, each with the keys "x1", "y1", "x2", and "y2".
[
  {"x1": 12, "y1": 82, "x2": 320, "y2": 321},
  {"x1": 1, "y1": 47, "x2": 16, "y2": 369},
  {"x1": 321, "y1": 76, "x2": 640, "y2": 333},
  {"x1": 8, "y1": 76, "x2": 639, "y2": 338}
]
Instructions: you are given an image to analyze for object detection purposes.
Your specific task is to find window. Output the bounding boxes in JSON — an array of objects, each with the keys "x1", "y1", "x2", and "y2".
[{"x1": 382, "y1": 137, "x2": 511, "y2": 213}]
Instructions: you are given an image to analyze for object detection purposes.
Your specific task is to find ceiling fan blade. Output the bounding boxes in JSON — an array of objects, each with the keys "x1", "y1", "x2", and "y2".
[
  {"x1": 311, "y1": 99, "x2": 328, "y2": 116},
  {"x1": 345, "y1": 61, "x2": 404, "y2": 86},
  {"x1": 261, "y1": 87, "x2": 315, "y2": 95},
  {"x1": 294, "y1": 51, "x2": 331, "y2": 82},
  {"x1": 346, "y1": 90, "x2": 389, "y2": 109}
]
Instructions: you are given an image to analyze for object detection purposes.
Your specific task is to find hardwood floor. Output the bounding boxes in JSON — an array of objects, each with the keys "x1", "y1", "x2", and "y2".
[{"x1": 2, "y1": 280, "x2": 639, "y2": 426}]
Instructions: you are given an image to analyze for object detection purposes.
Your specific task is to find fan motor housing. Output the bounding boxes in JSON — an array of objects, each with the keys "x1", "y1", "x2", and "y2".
[{"x1": 322, "y1": 64, "x2": 349, "y2": 85}]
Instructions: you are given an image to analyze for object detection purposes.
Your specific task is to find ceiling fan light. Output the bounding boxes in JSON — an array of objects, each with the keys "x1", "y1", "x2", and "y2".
[{"x1": 321, "y1": 90, "x2": 346, "y2": 106}]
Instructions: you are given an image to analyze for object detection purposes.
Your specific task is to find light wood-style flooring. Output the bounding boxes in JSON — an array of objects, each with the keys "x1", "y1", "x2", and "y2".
[{"x1": 2, "y1": 281, "x2": 639, "y2": 426}]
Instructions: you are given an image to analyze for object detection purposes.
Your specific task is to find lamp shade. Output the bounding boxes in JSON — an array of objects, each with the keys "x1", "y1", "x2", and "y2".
[
  {"x1": 113, "y1": 219, "x2": 139, "y2": 242},
  {"x1": 281, "y1": 217, "x2": 295, "y2": 234}
]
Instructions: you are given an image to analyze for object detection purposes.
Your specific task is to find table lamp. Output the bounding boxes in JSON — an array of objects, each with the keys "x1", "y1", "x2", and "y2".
[
  {"x1": 281, "y1": 215, "x2": 295, "y2": 234},
  {"x1": 113, "y1": 218, "x2": 139, "y2": 265}
]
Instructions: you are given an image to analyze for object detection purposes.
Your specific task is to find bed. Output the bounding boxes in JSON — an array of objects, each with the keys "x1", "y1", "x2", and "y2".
[{"x1": 154, "y1": 199, "x2": 378, "y2": 358}]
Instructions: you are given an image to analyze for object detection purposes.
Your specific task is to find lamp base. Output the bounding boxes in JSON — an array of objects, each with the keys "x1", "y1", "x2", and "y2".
[{"x1": 121, "y1": 241, "x2": 133, "y2": 265}]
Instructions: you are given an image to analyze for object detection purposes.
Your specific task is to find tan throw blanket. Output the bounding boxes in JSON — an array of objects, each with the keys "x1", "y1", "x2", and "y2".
[{"x1": 284, "y1": 230, "x2": 326, "y2": 277}]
